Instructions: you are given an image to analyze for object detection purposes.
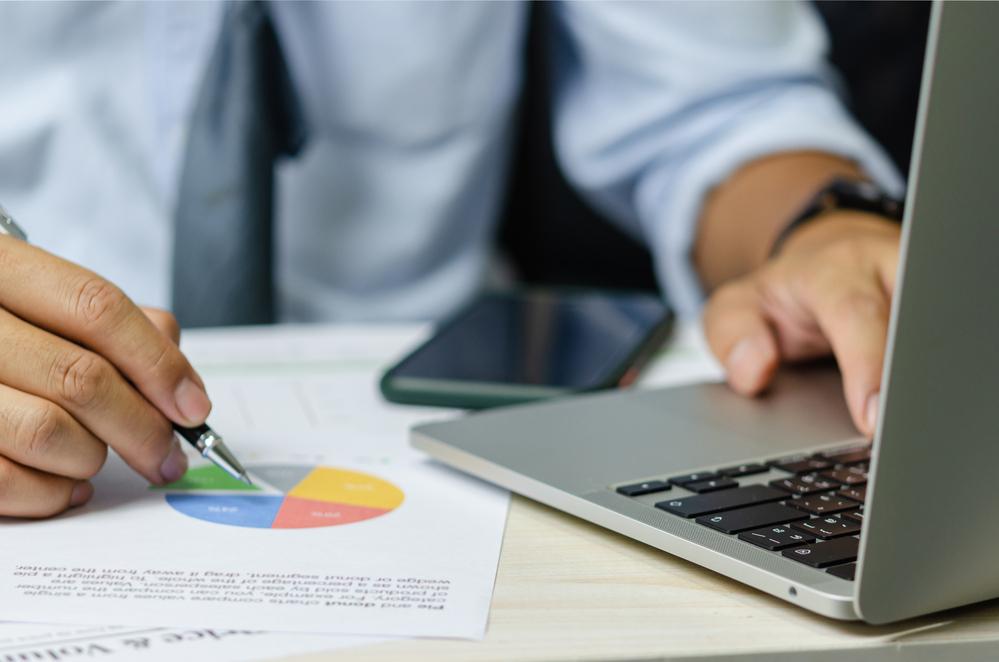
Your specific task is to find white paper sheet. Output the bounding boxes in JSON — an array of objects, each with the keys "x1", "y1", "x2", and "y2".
[
  {"x1": 0, "y1": 621, "x2": 381, "y2": 662},
  {"x1": 0, "y1": 324, "x2": 508, "y2": 641},
  {"x1": 0, "y1": 319, "x2": 719, "y2": 655}
]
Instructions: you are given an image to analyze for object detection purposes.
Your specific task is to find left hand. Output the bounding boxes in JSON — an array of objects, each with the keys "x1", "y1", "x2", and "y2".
[{"x1": 702, "y1": 211, "x2": 902, "y2": 437}]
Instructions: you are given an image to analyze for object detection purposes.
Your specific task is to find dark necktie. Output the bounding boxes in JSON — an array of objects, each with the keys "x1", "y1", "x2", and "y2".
[{"x1": 172, "y1": 1, "x2": 307, "y2": 328}]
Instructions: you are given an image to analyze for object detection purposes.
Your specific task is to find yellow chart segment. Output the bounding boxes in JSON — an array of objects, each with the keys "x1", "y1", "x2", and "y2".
[{"x1": 288, "y1": 467, "x2": 405, "y2": 510}]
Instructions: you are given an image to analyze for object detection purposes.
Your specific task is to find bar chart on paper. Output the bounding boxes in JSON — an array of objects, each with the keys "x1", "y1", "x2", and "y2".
[{"x1": 157, "y1": 465, "x2": 405, "y2": 529}]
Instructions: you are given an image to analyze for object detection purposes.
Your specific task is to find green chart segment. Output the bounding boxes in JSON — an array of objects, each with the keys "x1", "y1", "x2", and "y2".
[{"x1": 158, "y1": 465, "x2": 404, "y2": 529}]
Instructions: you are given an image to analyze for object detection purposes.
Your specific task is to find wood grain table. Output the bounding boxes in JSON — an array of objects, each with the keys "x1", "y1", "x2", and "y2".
[{"x1": 282, "y1": 494, "x2": 999, "y2": 661}]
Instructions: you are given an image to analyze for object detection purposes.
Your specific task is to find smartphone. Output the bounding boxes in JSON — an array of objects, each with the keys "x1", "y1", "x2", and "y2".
[{"x1": 379, "y1": 289, "x2": 672, "y2": 409}]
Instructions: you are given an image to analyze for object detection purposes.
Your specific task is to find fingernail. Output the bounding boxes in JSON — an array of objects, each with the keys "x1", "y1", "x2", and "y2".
[
  {"x1": 159, "y1": 442, "x2": 189, "y2": 484},
  {"x1": 865, "y1": 392, "x2": 880, "y2": 437},
  {"x1": 174, "y1": 377, "x2": 211, "y2": 425},
  {"x1": 726, "y1": 337, "x2": 769, "y2": 393},
  {"x1": 70, "y1": 482, "x2": 93, "y2": 508}
]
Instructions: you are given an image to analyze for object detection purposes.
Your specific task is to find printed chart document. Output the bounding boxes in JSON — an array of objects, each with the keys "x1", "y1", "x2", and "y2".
[{"x1": 0, "y1": 325, "x2": 508, "y2": 641}]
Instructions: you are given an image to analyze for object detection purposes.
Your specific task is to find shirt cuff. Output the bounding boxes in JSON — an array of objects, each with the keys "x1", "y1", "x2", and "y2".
[{"x1": 637, "y1": 84, "x2": 905, "y2": 320}]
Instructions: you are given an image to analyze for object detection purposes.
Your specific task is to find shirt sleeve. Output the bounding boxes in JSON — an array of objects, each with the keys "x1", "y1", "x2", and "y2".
[{"x1": 549, "y1": 1, "x2": 904, "y2": 318}]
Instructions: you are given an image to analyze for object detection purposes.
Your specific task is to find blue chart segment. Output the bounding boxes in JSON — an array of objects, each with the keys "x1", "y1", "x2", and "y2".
[{"x1": 166, "y1": 494, "x2": 285, "y2": 529}]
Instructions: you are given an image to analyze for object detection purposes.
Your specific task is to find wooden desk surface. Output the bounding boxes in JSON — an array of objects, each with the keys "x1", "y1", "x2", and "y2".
[
  {"x1": 284, "y1": 494, "x2": 999, "y2": 661},
  {"x1": 275, "y1": 324, "x2": 999, "y2": 661}
]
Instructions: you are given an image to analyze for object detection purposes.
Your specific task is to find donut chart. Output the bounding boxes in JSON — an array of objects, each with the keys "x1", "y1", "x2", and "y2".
[{"x1": 160, "y1": 465, "x2": 404, "y2": 529}]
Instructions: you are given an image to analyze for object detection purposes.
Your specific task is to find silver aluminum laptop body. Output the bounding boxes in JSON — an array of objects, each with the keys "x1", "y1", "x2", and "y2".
[{"x1": 412, "y1": 2, "x2": 999, "y2": 624}]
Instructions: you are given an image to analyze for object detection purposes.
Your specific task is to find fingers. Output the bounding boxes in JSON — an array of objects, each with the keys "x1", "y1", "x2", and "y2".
[
  {"x1": 703, "y1": 281, "x2": 780, "y2": 396},
  {"x1": 0, "y1": 385, "x2": 101, "y2": 517},
  {"x1": 706, "y1": 266, "x2": 891, "y2": 437},
  {"x1": 704, "y1": 215, "x2": 900, "y2": 437},
  {"x1": 142, "y1": 307, "x2": 203, "y2": 395},
  {"x1": 806, "y1": 267, "x2": 891, "y2": 437},
  {"x1": 0, "y1": 307, "x2": 186, "y2": 485},
  {"x1": 0, "y1": 239, "x2": 210, "y2": 426},
  {"x1": 0, "y1": 456, "x2": 92, "y2": 518},
  {"x1": 0, "y1": 383, "x2": 106, "y2": 479}
]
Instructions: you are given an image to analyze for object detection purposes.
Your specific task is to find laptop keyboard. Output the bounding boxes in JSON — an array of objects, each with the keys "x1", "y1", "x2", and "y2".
[{"x1": 614, "y1": 443, "x2": 871, "y2": 582}]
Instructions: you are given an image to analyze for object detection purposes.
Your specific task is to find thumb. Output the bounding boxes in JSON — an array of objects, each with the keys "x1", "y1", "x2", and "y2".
[
  {"x1": 141, "y1": 307, "x2": 181, "y2": 345},
  {"x1": 703, "y1": 280, "x2": 780, "y2": 396}
]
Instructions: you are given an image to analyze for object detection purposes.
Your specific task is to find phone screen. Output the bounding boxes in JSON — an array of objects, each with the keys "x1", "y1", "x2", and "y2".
[{"x1": 391, "y1": 291, "x2": 670, "y2": 389}]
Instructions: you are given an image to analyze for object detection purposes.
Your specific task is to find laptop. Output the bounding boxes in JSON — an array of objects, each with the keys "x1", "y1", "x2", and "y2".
[{"x1": 411, "y1": 1, "x2": 999, "y2": 624}]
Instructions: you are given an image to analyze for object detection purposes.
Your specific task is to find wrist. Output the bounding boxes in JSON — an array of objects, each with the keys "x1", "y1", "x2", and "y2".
[
  {"x1": 695, "y1": 152, "x2": 867, "y2": 291},
  {"x1": 777, "y1": 210, "x2": 902, "y2": 259},
  {"x1": 768, "y1": 177, "x2": 904, "y2": 258}
]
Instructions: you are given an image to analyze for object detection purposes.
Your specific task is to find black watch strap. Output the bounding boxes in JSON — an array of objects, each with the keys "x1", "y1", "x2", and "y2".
[{"x1": 770, "y1": 178, "x2": 904, "y2": 257}]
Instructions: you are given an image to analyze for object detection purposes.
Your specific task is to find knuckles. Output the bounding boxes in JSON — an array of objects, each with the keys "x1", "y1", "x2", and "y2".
[
  {"x1": 12, "y1": 404, "x2": 107, "y2": 480},
  {"x1": 71, "y1": 276, "x2": 128, "y2": 330},
  {"x1": 51, "y1": 350, "x2": 111, "y2": 410},
  {"x1": 16, "y1": 402, "x2": 63, "y2": 461}
]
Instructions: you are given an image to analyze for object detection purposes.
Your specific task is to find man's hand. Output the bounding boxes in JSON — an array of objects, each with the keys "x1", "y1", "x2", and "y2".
[
  {"x1": 703, "y1": 212, "x2": 900, "y2": 437},
  {"x1": 0, "y1": 238, "x2": 209, "y2": 518}
]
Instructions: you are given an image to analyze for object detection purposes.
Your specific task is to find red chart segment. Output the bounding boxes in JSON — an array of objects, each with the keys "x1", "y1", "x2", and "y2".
[{"x1": 272, "y1": 496, "x2": 390, "y2": 529}]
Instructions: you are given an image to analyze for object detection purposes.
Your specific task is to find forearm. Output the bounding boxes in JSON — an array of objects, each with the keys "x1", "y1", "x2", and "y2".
[{"x1": 694, "y1": 151, "x2": 865, "y2": 291}]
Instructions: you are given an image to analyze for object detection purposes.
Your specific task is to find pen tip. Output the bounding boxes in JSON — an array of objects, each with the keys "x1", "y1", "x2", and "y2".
[{"x1": 240, "y1": 474, "x2": 254, "y2": 486}]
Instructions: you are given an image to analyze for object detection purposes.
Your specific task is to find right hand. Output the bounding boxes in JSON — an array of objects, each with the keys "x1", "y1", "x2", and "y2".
[{"x1": 0, "y1": 237, "x2": 211, "y2": 518}]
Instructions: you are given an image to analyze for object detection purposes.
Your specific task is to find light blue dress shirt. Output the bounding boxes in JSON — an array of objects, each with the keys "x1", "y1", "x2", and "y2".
[{"x1": 0, "y1": 1, "x2": 901, "y2": 322}]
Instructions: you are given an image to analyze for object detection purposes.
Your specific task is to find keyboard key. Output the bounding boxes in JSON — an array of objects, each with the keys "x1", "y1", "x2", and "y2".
[
  {"x1": 696, "y1": 503, "x2": 807, "y2": 534},
  {"x1": 668, "y1": 472, "x2": 718, "y2": 487},
  {"x1": 685, "y1": 477, "x2": 738, "y2": 494},
  {"x1": 827, "y1": 563, "x2": 857, "y2": 581},
  {"x1": 838, "y1": 486, "x2": 867, "y2": 503},
  {"x1": 769, "y1": 476, "x2": 839, "y2": 496},
  {"x1": 770, "y1": 457, "x2": 833, "y2": 474},
  {"x1": 820, "y1": 467, "x2": 868, "y2": 486},
  {"x1": 718, "y1": 463, "x2": 768, "y2": 478},
  {"x1": 842, "y1": 509, "x2": 864, "y2": 524},
  {"x1": 792, "y1": 516, "x2": 862, "y2": 539},
  {"x1": 656, "y1": 485, "x2": 787, "y2": 518},
  {"x1": 789, "y1": 494, "x2": 859, "y2": 515},
  {"x1": 616, "y1": 480, "x2": 671, "y2": 497},
  {"x1": 818, "y1": 446, "x2": 871, "y2": 466},
  {"x1": 739, "y1": 525, "x2": 816, "y2": 551},
  {"x1": 782, "y1": 537, "x2": 859, "y2": 568}
]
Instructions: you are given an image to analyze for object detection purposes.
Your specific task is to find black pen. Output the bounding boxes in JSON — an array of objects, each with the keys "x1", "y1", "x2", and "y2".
[
  {"x1": 0, "y1": 205, "x2": 251, "y2": 485},
  {"x1": 172, "y1": 423, "x2": 250, "y2": 484}
]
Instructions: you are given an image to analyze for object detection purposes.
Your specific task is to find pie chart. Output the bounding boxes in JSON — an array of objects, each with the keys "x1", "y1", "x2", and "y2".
[{"x1": 159, "y1": 464, "x2": 404, "y2": 529}]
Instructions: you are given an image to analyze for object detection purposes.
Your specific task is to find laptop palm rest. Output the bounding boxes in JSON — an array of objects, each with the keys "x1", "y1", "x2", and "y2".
[{"x1": 413, "y1": 363, "x2": 859, "y2": 497}]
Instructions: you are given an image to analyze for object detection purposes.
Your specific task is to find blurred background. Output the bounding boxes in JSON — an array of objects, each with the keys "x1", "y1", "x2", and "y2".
[{"x1": 499, "y1": 1, "x2": 931, "y2": 296}]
